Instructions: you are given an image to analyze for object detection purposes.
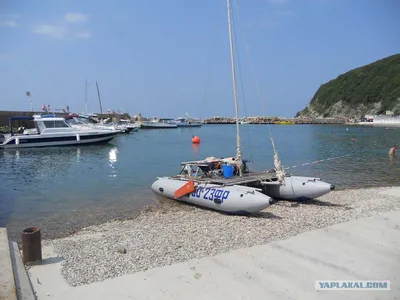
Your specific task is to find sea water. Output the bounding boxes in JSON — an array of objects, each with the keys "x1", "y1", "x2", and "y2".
[{"x1": 1, "y1": 124, "x2": 399, "y2": 238}]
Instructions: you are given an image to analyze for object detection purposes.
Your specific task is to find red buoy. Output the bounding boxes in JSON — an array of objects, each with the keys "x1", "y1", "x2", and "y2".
[{"x1": 192, "y1": 136, "x2": 200, "y2": 144}]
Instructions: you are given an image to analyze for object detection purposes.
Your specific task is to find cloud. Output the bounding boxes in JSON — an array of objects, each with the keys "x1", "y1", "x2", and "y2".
[
  {"x1": 33, "y1": 25, "x2": 68, "y2": 39},
  {"x1": 268, "y1": 0, "x2": 288, "y2": 3},
  {"x1": 0, "y1": 53, "x2": 10, "y2": 60},
  {"x1": 276, "y1": 10, "x2": 294, "y2": 17},
  {"x1": 249, "y1": 8, "x2": 294, "y2": 30},
  {"x1": 33, "y1": 12, "x2": 91, "y2": 40},
  {"x1": 0, "y1": 20, "x2": 18, "y2": 27},
  {"x1": 76, "y1": 30, "x2": 91, "y2": 39},
  {"x1": 65, "y1": 13, "x2": 89, "y2": 23}
]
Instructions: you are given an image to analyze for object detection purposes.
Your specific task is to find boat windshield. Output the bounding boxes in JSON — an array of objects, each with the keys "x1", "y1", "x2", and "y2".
[
  {"x1": 43, "y1": 120, "x2": 70, "y2": 128},
  {"x1": 78, "y1": 118, "x2": 92, "y2": 124},
  {"x1": 65, "y1": 117, "x2": 83, "y2": 125}
]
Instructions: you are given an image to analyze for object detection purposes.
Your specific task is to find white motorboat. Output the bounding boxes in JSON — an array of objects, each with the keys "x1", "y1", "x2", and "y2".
[
  {"x1": 175, "y1": 113, "x2": 202, "y2": 127},
  {"x1": 119, "y1": 119, "x2": 141, "y2": 132},
  {"x1": 0, "y1": 115, "x2": 119, "y2": 148},
  {"x1": 358, "y1": 115, "x2": 400, "y2": 126},
  {"x1": 151, "y1": 0, "x2": 334, "y2": 214},
  {"x1": 141, "y1": 117, "x2": 178, "y2": 129},
  {"x1": 114, "y1": 121, "x2": 134, "y2": 133},
  {"x1": 64, "y1": 114, "x2": 121, "y2": 132}
]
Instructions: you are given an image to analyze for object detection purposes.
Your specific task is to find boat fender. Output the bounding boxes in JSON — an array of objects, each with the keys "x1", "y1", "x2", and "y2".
[
  {"x1": 15, "y1": 137, "x2": 19, "y2": 145},
  {"x1": 76, "y1": 134, "x2": 80, "y2": 141}
]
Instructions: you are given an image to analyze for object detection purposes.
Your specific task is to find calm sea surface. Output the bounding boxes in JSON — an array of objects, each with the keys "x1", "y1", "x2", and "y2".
[{"x1": 1, "y1": 124, "x2": 399, "y2": 239}]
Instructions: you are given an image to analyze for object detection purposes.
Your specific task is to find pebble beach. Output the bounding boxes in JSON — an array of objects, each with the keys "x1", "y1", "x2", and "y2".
[{"x1": 41, "y1": 186, "x2": 400, "y2": 287}]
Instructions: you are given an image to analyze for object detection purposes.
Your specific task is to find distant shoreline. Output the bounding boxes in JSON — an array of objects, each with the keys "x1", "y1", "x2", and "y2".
[
  {"x1": 0, "y1": 110, "x2": 348, "y2": 126},
  {"x1": 203, "y1": 120, "x2": 345, "y2": 125},
  {"x1": 3, "y1": 109, "x2": 398, "y2": 127}
]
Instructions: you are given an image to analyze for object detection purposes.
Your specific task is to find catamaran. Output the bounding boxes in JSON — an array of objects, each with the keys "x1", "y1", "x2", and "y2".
[{"x1": 151, "y1": 0, "x2": 334, "y2": 214}]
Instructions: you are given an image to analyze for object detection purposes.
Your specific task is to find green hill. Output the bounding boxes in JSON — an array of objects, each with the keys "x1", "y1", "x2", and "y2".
[{"x1": 296, "y1": 54, "x2": 400, "y2": 118}]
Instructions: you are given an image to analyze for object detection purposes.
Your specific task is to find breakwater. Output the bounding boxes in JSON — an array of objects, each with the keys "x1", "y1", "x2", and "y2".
[
  {"x1": 0, "y1": 110, "x2": 347, "y2": 128},
  {"x1": 203, "y1": 117, "x2": 347, "y2": 124}
]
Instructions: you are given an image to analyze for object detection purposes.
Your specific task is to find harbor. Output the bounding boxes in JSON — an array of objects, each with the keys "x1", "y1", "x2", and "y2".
[
  {"x1": 0, "y1": 110, "x2": 347, "y2": 127},
  {"x1": 1, "y1": 0, "x2": 399, "y2": 298},
  {"x1": 2, "y1": 122, "x2": 400, "y2": 238}
]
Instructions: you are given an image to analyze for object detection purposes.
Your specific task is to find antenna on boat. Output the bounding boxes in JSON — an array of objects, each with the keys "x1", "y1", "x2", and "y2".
[
  {"x1": 227, "y1": 0, "x2": 243, "y2": 177},
  {"x1": 85, "y1": 80, "x2": 90, "y2": 114}
]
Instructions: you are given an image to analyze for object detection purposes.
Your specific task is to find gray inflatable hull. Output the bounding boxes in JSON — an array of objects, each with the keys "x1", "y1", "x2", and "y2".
[
  {"x1": 263, "y1": 175, "x2": 335, "y2": 200},
  {"x1": 152, "y1": 177, "x2": 273, "y2": 214}
]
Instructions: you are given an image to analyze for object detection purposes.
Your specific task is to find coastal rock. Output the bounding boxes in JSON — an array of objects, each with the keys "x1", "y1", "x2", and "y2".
[{"x1": 116, "y1": 246, "x2": 127, "y2": 254}]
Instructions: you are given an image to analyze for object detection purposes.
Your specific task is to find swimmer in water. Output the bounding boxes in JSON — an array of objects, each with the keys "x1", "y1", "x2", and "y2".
[{"x1": 389, "y1": 145, "x2": 397, "y2": 156}]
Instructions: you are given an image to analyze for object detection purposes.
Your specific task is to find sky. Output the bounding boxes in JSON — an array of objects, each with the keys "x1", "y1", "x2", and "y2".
[{"x1": 0, "y1": 0, "x2": 399, "y2": 118}]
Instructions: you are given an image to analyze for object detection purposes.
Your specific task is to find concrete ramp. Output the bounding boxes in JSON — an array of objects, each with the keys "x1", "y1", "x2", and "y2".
[
  {"x1": 28, "y1": 210, "x2": 400, "y2": 300},
  {"x1": 0, "y1": 228, "x2": 16, "y2": 300},
  {"x1": 0, "y1": 228, "x2": 35, "y2": 300}
]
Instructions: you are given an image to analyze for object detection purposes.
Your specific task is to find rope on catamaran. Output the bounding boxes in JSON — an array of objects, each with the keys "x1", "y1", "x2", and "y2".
[
  {"x1": 283, "y1": 154, "x2": 351, "y2": 170},
  {"x1": 232, "y1": 0, "x2": 286, "y2": 184}
]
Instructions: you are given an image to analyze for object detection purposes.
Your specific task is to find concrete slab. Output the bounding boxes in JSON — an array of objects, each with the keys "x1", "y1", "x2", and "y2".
[
  {"x1": 28, "y1": 211, "x2": 400, "y2": 300},
  {"x1": 0, "y1": 228, "x2": 17, "y2": 300},
  {"x1": 378, "y1": 187, "x2": 400, "y2": 198}
]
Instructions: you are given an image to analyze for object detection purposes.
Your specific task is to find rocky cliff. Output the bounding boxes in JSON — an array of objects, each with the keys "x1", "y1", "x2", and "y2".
[{"x1": 296, "y1": 54, "x2": 400, "y2": 118}]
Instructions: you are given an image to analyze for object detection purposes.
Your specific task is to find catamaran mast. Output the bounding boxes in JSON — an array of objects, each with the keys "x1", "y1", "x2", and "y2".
[{"x1": 226, "y1": 0, "x2": 243, "y2": 177}]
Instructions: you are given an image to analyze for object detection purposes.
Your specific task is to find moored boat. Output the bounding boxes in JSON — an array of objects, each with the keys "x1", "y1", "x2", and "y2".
[
  {"x1": 0, "y1": 115, "x2": 119, "y2": 148},
  {"x1": 175, "y1": 113, "x2": 202, "y2": 127},
  {"x1": 64, "y1": 114, "x2": 121, "y2": 132},
  {"x1": 120, "y1": 119, "x2": 141, "y2": 131},
  {"x1": 141, "y1": 117, "x2": 178, "y2": 129},
  {"x1": 274, "y1": 120, "x2": 295, "y2": 125}
]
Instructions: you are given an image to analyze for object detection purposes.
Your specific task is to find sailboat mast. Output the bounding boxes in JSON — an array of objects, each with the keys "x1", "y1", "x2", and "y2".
[
  {"x1": 226, "y1": 0, "x2": 243, "y2": 176},
  {"x1": 85, "y1": 79, "x2": 88, "y2": 114},
  {"x1": 96, "y1": 81, "x2": 103, "y2": 114}
]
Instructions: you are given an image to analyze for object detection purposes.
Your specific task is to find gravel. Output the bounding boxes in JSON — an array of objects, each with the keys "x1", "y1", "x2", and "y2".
[{"x1": 44, "y1": 186, "x2": 400, "y2": 286}]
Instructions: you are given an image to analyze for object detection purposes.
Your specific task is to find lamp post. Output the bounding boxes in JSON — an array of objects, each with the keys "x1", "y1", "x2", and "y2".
[{"x1": 26, "y1": 91, "x2": 32, "y2": 111}]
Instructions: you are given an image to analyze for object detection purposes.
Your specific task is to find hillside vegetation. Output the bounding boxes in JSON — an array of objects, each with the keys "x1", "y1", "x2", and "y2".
[{"x1": 296, "y1": 54, "x2": 400, "y2": 118}]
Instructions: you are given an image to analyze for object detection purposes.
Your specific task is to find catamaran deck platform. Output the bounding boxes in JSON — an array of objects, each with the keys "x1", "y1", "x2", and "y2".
[{"x1": 170, "y1": 172, "x2": 279, "y2": 186}]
